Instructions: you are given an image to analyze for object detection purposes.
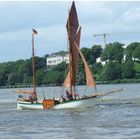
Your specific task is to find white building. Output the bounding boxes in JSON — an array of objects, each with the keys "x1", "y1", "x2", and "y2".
[
  {"x1": 46, "y1": 54, "x2": 69, "y2": 66},
  {"x1": 96, "y1": 57, "x2": 106, "y2": 65}
]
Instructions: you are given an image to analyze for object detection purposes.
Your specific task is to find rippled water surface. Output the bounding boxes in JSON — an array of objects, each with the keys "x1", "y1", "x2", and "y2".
[{"x1": 0, "y1": 84, "x2": 140, "y2": 139}]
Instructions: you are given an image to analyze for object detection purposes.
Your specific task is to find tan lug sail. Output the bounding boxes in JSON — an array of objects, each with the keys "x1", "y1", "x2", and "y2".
[
  {"x1": 63, "y1": 1, "x2": 80, "y2": 92},
  {"x1": 63, "y1": 1, "x2": 96, "y2": 96},
  {"x1": 74, "y1": 41, "x2": 96, "y2": 88}
]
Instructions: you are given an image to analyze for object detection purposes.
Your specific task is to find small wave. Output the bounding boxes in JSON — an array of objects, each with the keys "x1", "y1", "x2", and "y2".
[
  {"x1": 0, "y1": 99, "x2": 16, "y2": 103},
  {"x1": 96, "y1": 105, "x2": 106, "y2": 108},
  {"x1": 96, "y1": 102, "x2": 133, "y2": 108}
]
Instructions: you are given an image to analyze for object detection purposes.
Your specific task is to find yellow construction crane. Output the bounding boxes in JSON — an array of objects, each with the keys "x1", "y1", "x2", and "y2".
[
  {"x1": 94, "y1": 32, "x2": 140, "y2": 49},
  {"x1": 93, "y1": 33, "x2": 109, "y2": 48}
]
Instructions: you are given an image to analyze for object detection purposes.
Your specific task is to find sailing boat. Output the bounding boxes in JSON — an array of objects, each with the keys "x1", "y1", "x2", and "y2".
[
  {"x1": 15, "y1": 2, "x2": 122, "y2": 110},
  {"x1": 51, "y1": 1, "x2": 122, "y2": 109},
  {"x1": 15, "y1": 2, "x2": 98, "y2": 110},
  {"x1": 52, "y1": 1, "x2": 100, "y2": 109},
  {"x1": 15, "y1": 29, "x2": 44, "y2": 109}
]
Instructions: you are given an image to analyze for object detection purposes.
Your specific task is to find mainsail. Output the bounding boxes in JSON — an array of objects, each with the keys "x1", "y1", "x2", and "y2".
[
  {"x1": 63, "y1": 1, "x2": 96, "y2": 94},
  {"x1": 63, "y1": 1, "x2": 80, "y2": 88}
]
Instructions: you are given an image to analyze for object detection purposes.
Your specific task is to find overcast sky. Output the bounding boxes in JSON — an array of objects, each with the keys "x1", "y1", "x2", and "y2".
[{"x1": 0, "y1": 1, "x2": 140, "y2": 62}]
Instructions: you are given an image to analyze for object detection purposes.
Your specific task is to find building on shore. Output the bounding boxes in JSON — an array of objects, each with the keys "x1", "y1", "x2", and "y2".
[{"x1": 46, "y1": 51, "x2": 69, "y2": 67}]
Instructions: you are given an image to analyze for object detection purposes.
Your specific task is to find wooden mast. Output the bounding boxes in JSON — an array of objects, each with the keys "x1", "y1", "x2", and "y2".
[
  {"x1": 67, "y1": 10, "x2": 73, "y2": 98},
  {"x1": 32, "y1": 29, "x2": 37, "y2": 98},
  {"x1": 63, "y1": 2, "x2": 80, "y2": 98}
]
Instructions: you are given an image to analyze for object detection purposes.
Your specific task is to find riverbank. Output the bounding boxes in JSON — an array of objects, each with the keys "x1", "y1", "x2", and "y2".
[
  {"x1": 101, "y1": 78, "x2": 140, "y2": 84},
  {"x1": 0, "y1": 78, "x2": 140, "y2": 89}
]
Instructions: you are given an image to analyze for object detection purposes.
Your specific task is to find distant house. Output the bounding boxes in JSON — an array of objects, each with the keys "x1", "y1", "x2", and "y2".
[
  {"x1": 96, "y1": 57, "x2": 106, "y2": 65},
  {"x1": 46, "y1": 51, "x2": 69, "y2": 66}
]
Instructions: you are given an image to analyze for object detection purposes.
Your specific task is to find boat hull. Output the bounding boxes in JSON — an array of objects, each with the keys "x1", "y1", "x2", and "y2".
[
  {"x1": 17, "y1": 96, "x2": 99, "y2": 110},
  {"x1": 17, "y1": 101, "x2": 43, "y2": 110},
  {"x1": 53, "y1": 97, "x2": 98, "y2": 109}
]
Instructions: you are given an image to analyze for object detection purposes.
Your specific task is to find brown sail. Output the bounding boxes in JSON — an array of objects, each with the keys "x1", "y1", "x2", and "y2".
[
  {"x1": 66, "y1": 1, "x2": 79, "y2": 39},
  {"x1": 64, "y1": 1, "x2": 96, "y2": 91},
  {"x1": 63, "y1": 1, "x2": 80, "y2": 88},
  {"x1": 63, "y1": 27, "x2": 81, "y2": 87},
  {"x1": 74, "y1": 40, "x2": 96, "y2": 87}
]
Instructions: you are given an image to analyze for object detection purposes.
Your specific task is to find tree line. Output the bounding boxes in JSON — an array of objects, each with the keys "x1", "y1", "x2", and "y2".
[{"x1": 0, "y1": 42, "x2": 140, "y2": 87}]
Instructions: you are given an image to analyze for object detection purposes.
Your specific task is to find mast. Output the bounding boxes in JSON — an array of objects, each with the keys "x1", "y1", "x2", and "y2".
[
  {"x1": 63, "y1": 2, "x2": 97, "y2": 95},
  {"x1": 32, "y1": 29, "x2": 37, "y2": 98},
  {"x1": 67, "y1": 10, "x2": 73, "y2": 97},
  {"x1": 63, "y1": 1, "x2": 80, "y2": 98}
]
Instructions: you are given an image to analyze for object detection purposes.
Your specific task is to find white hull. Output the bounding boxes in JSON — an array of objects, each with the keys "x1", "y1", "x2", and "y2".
[
  {"x1": 17, "y1": 97, "x2": 99, "y2": 110},
  {"x1": 17, "y1": 101, "x2": 43, "y2": 110},
  {"x1": 53, "y1": 97, "x2": 98, "y2": 109}
]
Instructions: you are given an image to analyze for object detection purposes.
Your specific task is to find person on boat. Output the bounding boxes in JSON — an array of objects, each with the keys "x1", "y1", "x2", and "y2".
[
  {"x1": 61, "y1": 95, "x2": 66, "y2": 102},
  {"x1": 74, "y1": 92, "x2": 79, "y2": 100},
  {"x1": 18, "y1": 95, "x2": 24, "y2": 101},
  {"x1": 66, "y1": 90, "x2": 73, "y2": 100},
  {"x1": 29, "y1": 93, "x2": 37, "y2": 102},
  {"x1": 18, "y1": 95, "x2": 23, "y2": 99}
]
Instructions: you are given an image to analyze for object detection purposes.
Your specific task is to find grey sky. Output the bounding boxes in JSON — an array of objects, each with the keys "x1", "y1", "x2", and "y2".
[{"x1": 0, "y1": 1, "x2": 140, "y2": 62}]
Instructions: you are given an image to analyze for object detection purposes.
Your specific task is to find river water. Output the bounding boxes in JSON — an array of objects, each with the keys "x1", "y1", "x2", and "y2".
[{"x1": 0, "y1": 83, "x2": 140, "y2": 139}]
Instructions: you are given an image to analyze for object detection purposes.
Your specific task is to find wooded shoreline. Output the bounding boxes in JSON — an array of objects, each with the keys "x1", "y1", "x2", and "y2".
[{"x1": 0, "y1": 42, "x2": 140, "y2": 88}]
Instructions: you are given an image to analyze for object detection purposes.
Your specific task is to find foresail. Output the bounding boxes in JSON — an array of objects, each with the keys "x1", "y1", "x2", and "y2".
[
  {"x1": 74, "y1": 41, "x2": 96, "y2": 88},
  {"x1": 63, "y1": 71, "x2": 70, "y2": 87}
]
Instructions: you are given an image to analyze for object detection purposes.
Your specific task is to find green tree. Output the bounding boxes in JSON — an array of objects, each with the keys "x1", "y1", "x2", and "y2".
[
  {"x1": 92, "y1": 45, "x2": 102, "y2": 58},
  {"x1": 101, "y1": 42, "x2": 124, "y2": 63},
  {"x1": 0, "y1": 71, "x2": 5, "y2": 86},
  {"x1": 81, "y1": 47, "x2": 90, "y2": 62},
  {"x1": 35, "y1": 57, "x2": 46, "y2": 71},
  {"x1": 101, "y1": 46, "x2": 113, "y2": 62},
  {"x1": 44, "y1": 71, "x2": 64, "y2": 85},
  {"x1": 7, "y1": 72, "x2": 18, "y2": 85},
  {"x1": 36, "y1": 68, "x2": 46, "y2": 85},
  {"x1": 76, "y1": 58, "x2": 85, "y2": 85},
  {"x1": 102, "y1": 61, "x2": 121, "y2": 81},
  {"x1": 92, "y1": 62, "x2": 103, "y2": 74},
  {"x1": 133, "y1": 45, "x2": 140, "y2": 61},
  {"x1": 125, "y1": 42, "x2": 139, "y2": 61},
  {"x1": 76, "y1": 71, "x2": 85, "y2": 85},
  {"x1": 53, "y1": 62, "x2": 68, "y2": 72},
  {"x1": 23, "y1": 75, "x2": 32, "y2": 85},
  {"x1": 89, "y1": 45, "x2": 102, "y2": 64},
  {"x1": 81, "y1": 45, "x2": 102, "y2": 65},
  {"x1": 121, "y1": 60, "x2": 136, "y2": 79}
]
